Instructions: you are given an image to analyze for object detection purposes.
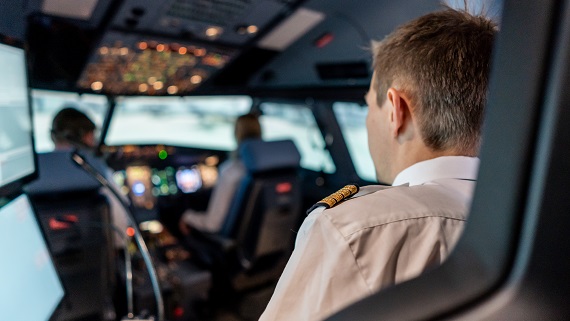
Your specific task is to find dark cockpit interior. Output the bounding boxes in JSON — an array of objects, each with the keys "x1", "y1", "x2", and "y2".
[
  {"x1": 7, "y1": 0, "x2": 500, "y2": 96},
  {"x1": 11, "y1": 1, "x2": 570, "y2": 321}
]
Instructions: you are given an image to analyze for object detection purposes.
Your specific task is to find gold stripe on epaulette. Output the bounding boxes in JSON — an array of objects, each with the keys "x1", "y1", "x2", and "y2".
[{"x1": 318, "y1": 184, "x2": 359, "y2": 208}]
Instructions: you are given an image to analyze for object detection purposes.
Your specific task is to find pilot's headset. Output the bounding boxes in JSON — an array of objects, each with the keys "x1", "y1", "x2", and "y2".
[{"x1": 50, "y1": 107, "x2": 97, "y2": 151}]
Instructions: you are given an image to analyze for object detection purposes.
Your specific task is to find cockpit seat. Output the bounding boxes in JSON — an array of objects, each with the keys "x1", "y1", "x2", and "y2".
[
  {"x1": 25, "y1": 150, "x2": 116, "y2": 321},
  {"x1": 188, "y1": 139, "x2": 302, "y2": 293}
]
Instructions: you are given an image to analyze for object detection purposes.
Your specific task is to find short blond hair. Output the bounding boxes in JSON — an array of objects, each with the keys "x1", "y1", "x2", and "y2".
[{"x1": 372, "y1": 8, "x2": 497, "y2": 155}]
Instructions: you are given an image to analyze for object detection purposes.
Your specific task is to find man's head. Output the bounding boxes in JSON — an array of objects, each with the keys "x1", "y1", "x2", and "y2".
[
  {"x1": 235, "y1": 113, "x2": 262, "y2": 145},
  {"x1": 366, "y1": 8, "x2": 497, "y2": 183},
  {"x1": 51, "y1": 107, "x2": 97, "y2": 149}
]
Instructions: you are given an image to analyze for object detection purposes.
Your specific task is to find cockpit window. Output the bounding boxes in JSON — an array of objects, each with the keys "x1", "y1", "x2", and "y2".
[
  {"x1": 105, "y1": 96, "x2": 252, "y2": 150},
  {"x1": 259, "y1": 102, "x2": 336, "y2": 174},
  {"x1": 333, "y1": 102, "x2": 376, "y2": 182},
  {"x1": 31, "y1": 89, "x2": 109, "y2": 153}
]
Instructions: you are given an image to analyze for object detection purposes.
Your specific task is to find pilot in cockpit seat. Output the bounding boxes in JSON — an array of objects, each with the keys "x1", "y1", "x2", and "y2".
[
  {"x1": 51, "y1": 107, "x2": 97, "y2": 150},
  {"x1": 261, "y1": 7, "x2": 498, "y2": 321},
  {"x1": 178, "y1": 112, "x2": 302, "y2": 307},
  {"x1": 26, "y1": 107, "x2": 130, "y2": 319},
  {"x1": 178, "y1": 113, "x2": 262, "y2": 237},
  {"x1": 46, "y1": 107, "x2": 129, "y2": 247},
  {"x1": 49, "y1": 106, "x2": 128, "y2": 238}
]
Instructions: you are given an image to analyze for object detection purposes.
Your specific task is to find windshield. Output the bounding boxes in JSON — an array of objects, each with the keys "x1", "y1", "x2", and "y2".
[
  {"x1": 31, "y1": 89, "x2": 109, "y2": 153},
  {"x1": 105, "y1": 96, "x2": 252, "y2": 150},
  {"x1": 333, "y1": 102, "x2": 376, "y2": 182},
  {"x1": 259, "y1": 102, "x2": 335, "y2": 174}
]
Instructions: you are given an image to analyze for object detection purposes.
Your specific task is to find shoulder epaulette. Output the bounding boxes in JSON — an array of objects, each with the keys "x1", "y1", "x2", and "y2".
[{"x1": 306, "y1": 184, "x2": 359, "y2": 214}]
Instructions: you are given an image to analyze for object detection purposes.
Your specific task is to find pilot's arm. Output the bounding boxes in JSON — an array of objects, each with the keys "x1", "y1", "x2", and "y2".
[
  {"x1": 180, "y1": 160, "x2": 245, "y2": 233},
  {"x1": 260, "y1": 204, "x2": 369, "y2": 321}
]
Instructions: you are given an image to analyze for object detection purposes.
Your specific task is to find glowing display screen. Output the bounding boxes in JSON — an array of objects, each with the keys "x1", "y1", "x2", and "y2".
[
  {"x1": 0, "y1": 194, "x2": 64, "y2": 320},
  {"x1": 0, "y1": 41, "x2": 35, "y2": 188},
  {"x1": 176, "y1": 167, "x2": 202, "y2": 193}
]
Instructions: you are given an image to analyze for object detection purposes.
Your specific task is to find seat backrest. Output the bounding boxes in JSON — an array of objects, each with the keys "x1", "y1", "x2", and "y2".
[
  {"x1": 26, "y1": 150, "x2": 107, "y2": 194},
  {"x1": 25, "y1": 151, "x2": 115, "y2": 321},
  {"x1": 220, "y1": 139, "x2": 302, "y2": 278}
]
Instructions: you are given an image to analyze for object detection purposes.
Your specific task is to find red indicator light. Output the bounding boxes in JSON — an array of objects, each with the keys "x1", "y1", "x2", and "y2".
[
  {"x1": 48, "y1": 214, "x2": 79, "y2": 230},
  {"x1": 173, "y1": 306, "x2": 184, "y2": 318},
  {"x1": 314, "y1": 32, "x2": 334, "y2": 48},
  {"x1": 276, "y1": 182, "x2": 292, "y2": 194},
  {"x1": 49, "y1": 218, "x2": 71, "y2": 230},
  {"x1": 63, "y1": 214, "x2": 79, "y2": 222},
  {"x1": 126, "y1": 227, "x2": 136, "y2": 237}
]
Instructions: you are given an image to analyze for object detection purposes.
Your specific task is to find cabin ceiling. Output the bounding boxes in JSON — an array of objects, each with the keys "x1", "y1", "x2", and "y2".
[{"x1": 0, "y1": 0, "x2": 502, "y2": 96}]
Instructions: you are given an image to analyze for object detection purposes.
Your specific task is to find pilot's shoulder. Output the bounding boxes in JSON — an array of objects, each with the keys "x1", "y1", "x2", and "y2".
[{"x1": 307, "y1": 184, "x2": 392, "y2": 214}]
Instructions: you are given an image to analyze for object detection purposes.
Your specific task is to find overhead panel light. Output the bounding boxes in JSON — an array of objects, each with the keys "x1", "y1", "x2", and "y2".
[
  {"x1": 41, "y1": 0, "x2": 100, "y2": 20},
  {"x1": 90, "y1": 81, "x2": 103, "y2": 91},
  {"x1": 258, "y1": 8, "x2": 325, "y2": 51},
  {"x1": 190, "y1": 75, "x2": 202, "y2": 84},
  {"x1": 247, "y1": 25, "x2": 258, "y2": 34},
  {"x1": 236, "y1": 24, "x2": 259, "y2": 35},
  {"x1": 167, "y1": 86, "x2": 178, "y2": 95},
  {"x1": 205, "y1": 27, "x2": 223, "y2": 38}
]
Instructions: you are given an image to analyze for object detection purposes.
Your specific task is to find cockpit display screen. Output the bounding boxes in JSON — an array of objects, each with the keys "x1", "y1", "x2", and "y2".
[
  {"x1": 112, "y1": 161, "x2": 219, "y2": 211},
  {"x1": 175, "y1": 167, "x2": 202, "y2": 193},
  {"x1": 0, "y1": 40, "x2": 35, "y2": 189},
  {"x1": 0, "y1": 194, "x2": 64, "y2": 320},
  {"x1": 125, "y1": 165, "x2": 155, "y2": 209}
]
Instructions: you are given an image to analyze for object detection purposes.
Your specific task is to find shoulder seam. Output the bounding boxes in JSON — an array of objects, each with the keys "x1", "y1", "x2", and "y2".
[{"x1": 342, "y1": 214, "x2": 466, "y2": 238}]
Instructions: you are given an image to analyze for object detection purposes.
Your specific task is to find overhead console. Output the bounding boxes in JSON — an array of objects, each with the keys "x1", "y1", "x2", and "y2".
[
  {"x1": 76, "y1": 30, "x2": 240, "y2": 95},
  {"x1": 76, "y1": 0, "x2": 308, "y2": 95},
  {"x1": 110, "y1": 0, "x2": 292, "y2": 46}
]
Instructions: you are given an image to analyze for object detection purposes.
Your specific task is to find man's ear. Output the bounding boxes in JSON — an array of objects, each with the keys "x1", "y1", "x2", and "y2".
[
  {"x1": 386, "y1": 88, "x2": 412, "y2": 138},
  {"x1": 82, "y1": 131, "x2": 96, "y2": 148}
]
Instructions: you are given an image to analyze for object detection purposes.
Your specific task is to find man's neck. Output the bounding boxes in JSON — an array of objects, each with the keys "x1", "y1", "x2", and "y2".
[{"x1": 389, "y1": 145, "x2": 467, "y2": 184}]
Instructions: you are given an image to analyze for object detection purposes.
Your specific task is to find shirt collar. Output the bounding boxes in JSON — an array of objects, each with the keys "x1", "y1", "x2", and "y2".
[{"x1": 392, "y1": 156, "x2": 480, "y2": 186}]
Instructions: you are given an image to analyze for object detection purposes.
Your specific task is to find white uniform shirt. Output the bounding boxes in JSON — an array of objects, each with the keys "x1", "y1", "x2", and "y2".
[
  {"x1": 182, "y1": 159, "x2": 246, "y2": 233},
  {"x1": 260, "y1": 156, "x2": 479, "y2": 321}
]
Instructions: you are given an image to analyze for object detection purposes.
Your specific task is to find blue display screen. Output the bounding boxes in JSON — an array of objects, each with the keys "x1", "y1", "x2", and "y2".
[
  {"x1": 0, "y1": 42, "x2": 35, "y2": 189},
  {"x1": 0, "y1": 194, "x2": 64, "y2": 321}
]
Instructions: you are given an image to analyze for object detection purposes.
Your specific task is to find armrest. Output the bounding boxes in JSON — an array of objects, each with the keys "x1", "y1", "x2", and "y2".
[
  {"x1": 181, "y1": 230, "x2": 238, "y2": 268},
  {"x1": 198, "y1": 232, "x2": 237, "y2": 253}
]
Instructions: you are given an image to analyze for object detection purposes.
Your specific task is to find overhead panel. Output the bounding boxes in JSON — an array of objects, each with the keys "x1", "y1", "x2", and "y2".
[
  {"x1": 75, "y1": 0, "x2": 307, "y2": 94},
  {"x1": 165, "y1": 0, "x2": 253, "y2": 26},
  {"x1": 258, "y1": 7, "x2": 325, "y2": 51},
  {"x1": 76, "y1": 31, "x2": 239, "y2": 95},
  {"x1": 110, "y1": 0, "x2": 290, "y2": 46}
]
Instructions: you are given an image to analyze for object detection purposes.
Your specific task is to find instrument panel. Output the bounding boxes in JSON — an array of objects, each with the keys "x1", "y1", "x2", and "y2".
[{"x1": 105, "y1": 144, "x2": 223, "y2": 211}]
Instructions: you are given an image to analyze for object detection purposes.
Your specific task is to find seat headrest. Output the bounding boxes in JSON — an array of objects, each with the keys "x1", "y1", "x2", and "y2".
[
  {"x1": 25, "y1": 150, "x2": 103, "y2": 195},
  {"x1": 239, "y1": 139, "x2": 301, "y2": 173}
]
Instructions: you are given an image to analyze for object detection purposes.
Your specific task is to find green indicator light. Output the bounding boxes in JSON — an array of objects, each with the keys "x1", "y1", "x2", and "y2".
[{"x1": 158, "y1": 150, "x2": 168, "y2": 160}]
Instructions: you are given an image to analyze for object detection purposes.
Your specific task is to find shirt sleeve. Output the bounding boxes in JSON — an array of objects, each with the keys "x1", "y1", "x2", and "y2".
[
  {"x1": 260, "y1": 207, "x2": 371, "y2": 321},
  {"x1": 182, "y1": 160, "x2": 245, "y2": 233}
]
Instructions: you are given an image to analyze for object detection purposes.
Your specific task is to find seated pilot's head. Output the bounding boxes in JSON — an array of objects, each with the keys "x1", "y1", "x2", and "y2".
[
  {"x1": 51, "y1": 107, "x2": 97, "y2": 150},
  {"x1": 365, "y1": 8, "x2": 497, "y2": 183},
  {"x1": 235, "y1": 113, "x2": 262, "y2": 145}
]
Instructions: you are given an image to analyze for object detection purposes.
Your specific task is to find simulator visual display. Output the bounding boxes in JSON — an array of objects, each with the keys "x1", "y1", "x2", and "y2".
[
  {"x1": 0, "y1": 40, "x2": 35, "y2": 188},
  {"x1": 0, "y1": 194, "x2": 64, "y2": 321}
]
